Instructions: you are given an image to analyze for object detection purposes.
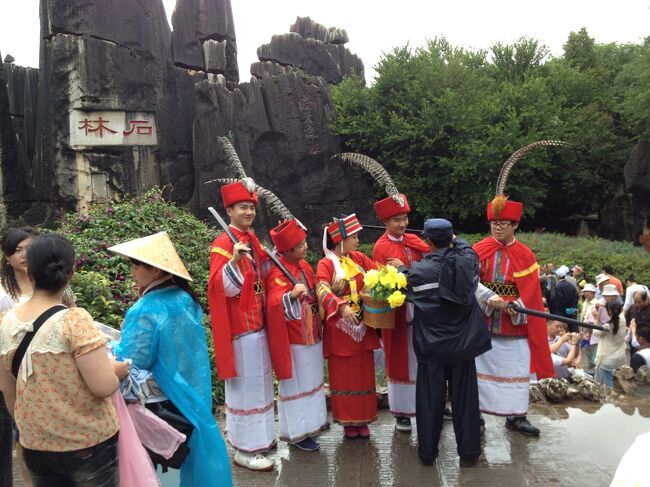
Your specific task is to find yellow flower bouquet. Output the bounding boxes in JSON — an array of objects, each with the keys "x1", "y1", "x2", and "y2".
[{"x1": 360, "y1": 265, "x2": 408, "y2": 329}]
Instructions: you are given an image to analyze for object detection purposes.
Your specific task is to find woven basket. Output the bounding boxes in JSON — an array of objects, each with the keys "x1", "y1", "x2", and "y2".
[{"x1": 360, "y1": 292, "x2": 395, "y2": 329}]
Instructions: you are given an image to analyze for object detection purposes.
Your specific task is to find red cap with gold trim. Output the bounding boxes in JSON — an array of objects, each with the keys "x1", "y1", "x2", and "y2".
[
  {"x1": 374, "y1": 194, "x2": 410, "y2": 221},
  {"x1": 487, "y1": 195, "x2": 523, "y2": 222},
  {"x1": 221, "y1": 181, "x2": 258, "y2": 208},
  {"x1": 270, "y1": 220, "x2": 307, "y2": 253},
  {"x1": 327, "y1": 214, "x2": 362, "y2": 244}
]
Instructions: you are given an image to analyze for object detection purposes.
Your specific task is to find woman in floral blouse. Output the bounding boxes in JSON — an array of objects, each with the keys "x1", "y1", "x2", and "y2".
[{"x1": 0, "y1": 234, "x2": 122, "y2": 487}]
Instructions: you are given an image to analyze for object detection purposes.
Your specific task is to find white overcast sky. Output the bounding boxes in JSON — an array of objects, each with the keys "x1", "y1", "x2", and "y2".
[{"x1": 0, "y1": 0, "x2": 649, "y2": 83}]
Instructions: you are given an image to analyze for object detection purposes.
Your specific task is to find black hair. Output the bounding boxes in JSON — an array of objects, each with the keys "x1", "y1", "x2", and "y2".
[
  {"x1": 172, "y1": 276, "x2": 201, "y2": 306},
  {"x1": 627, "y1": 274, "x2": 637, "y2": 283},
  {"x1": 429, "y1": 237, "x2": 453, "y2": 249},
  {"x1": 606, "y1": 300, "x2": 622, "y2": 335},
  {"x1": 1, "y1": 226, "x2": 40, "y2": 300},
  {"x1": 602, "y1": 265, "x2": 614, "y2": 275},
  {"x1": 26, "y1": 233, "x2": 74, "y2": 292},
  {"x1": 636, "y1": 323, "x2": 650, "y2": 343}
]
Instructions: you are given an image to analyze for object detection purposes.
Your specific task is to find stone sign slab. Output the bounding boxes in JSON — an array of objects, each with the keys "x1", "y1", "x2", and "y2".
[{"x1": 69, "y1": 110, "x2": 158, "y2": 147}]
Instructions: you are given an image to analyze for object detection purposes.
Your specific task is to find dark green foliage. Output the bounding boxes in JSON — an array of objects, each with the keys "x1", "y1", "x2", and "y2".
[
  {"x1": 58, "y1": 188, "x2": 225, "y2": 405},
  {"x1": 360, "y1": 232, "x2": 650, "y2": 285},
  {"x1": 331, "y1": 31, "x2": 649, "y2": 231}
]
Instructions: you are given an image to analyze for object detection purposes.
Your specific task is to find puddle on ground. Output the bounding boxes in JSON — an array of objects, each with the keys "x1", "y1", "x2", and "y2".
[{"x1": 546, "y1": 397, "x2": 650, "y2": 472}]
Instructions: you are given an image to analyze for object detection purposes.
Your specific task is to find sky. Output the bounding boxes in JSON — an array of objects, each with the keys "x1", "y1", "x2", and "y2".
[{"x1": 0, "y1": 1, "x2": 649, "y2": 84}]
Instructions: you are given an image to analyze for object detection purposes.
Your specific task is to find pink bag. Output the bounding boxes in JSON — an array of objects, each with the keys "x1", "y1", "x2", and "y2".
[
  {"x1": 111, "y1": 392, "x2": 161, "y2": 487},
  {"x1": 126, "y1": 402, "x2": 187, "y2": 459}
]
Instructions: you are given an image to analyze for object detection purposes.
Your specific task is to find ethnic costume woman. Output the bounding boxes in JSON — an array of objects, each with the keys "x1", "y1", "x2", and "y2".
[
  {"x1": 110, "y1": 232, "x2": 232, "y2": 487},
  {"x1": 266, "y1": 220, "x2": 327, "y2": 452},
  {"x1": 316, "y1": 214, "x2": 380, "y2": 439},
  {"x1": 331, "y1": 153, "x2": 430, "y2": 433}
]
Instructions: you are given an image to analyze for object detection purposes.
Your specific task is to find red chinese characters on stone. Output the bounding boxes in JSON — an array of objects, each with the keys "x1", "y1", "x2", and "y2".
[
  {"x1": 123, "y1": 120, "x2": 153, "y2": 136},
  {"x1": 78, "y1": 117, "x2": 118, "y2": 138}
]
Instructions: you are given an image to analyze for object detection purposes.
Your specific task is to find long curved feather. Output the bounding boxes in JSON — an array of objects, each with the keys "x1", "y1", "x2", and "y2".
[
  {"x1": 210, "y1": 138, "x2": 307, "y2": 230},
  {"x1": 210, "y1": 179, "x2": 307, "y2": 231},
  {"x1": 212, "y1": 177, "x2": 239, "y2": 185},
  {"x1": 256, "y1": 186, "x2": 307, "y2": 231},
  {"x1": 496, "y1": 140, "x2": 570, "y2": 196},
  {"x1": 218, "y1": 137, "x2": 258, "y2": 193},
  {"x1": 333, "y1": 152, "x2": 405, "y2": 206}
]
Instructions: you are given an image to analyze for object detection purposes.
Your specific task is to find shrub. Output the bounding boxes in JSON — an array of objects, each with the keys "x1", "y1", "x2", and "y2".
[
  {"x1": 362, "y1": 232, "x2": 650, "y2": 285},
  {"x1": 58, "y1": 188, "x2": 225, "y2": 405}
]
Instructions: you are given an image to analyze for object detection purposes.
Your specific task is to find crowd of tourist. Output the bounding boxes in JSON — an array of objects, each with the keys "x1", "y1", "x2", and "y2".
[{"x1": 540, "y1": 263, "x2": 650, "y2": 384}]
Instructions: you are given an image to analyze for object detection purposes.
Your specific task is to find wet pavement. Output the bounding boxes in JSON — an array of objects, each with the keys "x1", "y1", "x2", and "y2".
[
  {"x1": 11, "y1": 392, "x2": 650, "y2": 486},
  {"x1": 225, "y1": 392, "x2": 650, "y2": 487}
]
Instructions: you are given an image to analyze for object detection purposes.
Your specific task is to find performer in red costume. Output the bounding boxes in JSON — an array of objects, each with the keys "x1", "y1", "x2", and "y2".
[
  {"x1": 372, "y1": 194, "x2": 429, "y2": 432},
  {"x1": 316, "y1": 214, "x2": 381, "y2": 439},
  {"x1": 207, "y1": 181, "x2": 275, "y2": 471},
  {"x1": 266, "y1": 220, "x2": 328, "y2": 452},
  {"x1": 473, "y1": 195, "x2": 554, "y2": 437}
]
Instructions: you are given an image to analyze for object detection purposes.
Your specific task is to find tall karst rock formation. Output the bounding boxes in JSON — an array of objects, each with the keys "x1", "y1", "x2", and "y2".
[{"x1": 0, "y1": 1, "x2": 371, "y2": 242}]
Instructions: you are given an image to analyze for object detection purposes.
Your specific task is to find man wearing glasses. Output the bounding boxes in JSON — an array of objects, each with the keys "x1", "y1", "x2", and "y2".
[{"x1": 472, "y1": 198, "x2": 554, "y2": 437}]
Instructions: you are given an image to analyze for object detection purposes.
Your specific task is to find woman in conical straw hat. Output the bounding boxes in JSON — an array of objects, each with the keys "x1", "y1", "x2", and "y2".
[{"x1": 109, "y1": 232, "x2": 233, "y2": 487}]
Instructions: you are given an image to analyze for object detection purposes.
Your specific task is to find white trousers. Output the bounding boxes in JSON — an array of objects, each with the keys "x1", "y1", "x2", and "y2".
[
  {"x1": 277, "y1": 342, "x2": 328, "y2": 442},
  {"x1": 225, "y1": 330, "x2": 275, "y2": 452},
  {"x1": 476, "y1": 336, "x2": 530, "y2": 416},
  {"x1": 387, "y1": 325, "x2": 417, "y2": 417}
]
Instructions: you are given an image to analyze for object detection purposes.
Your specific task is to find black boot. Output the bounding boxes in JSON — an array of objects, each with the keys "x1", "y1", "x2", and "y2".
[
  {"x1": 505, "y1": 415, "x2": 540, "y2": 437},
  {"x1": 395, "y1": 416, "x2": 412, "y2": 432}
]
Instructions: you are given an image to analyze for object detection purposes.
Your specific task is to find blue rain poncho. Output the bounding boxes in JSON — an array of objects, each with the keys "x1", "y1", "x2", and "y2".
[{"x1": 114, "y1": 285, "x2": 233, "y2": 487}]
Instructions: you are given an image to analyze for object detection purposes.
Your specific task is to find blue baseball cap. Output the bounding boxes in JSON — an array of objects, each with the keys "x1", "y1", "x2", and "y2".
[{"x1": 422, "y1": 218, "x2": 453, "y2": 240}]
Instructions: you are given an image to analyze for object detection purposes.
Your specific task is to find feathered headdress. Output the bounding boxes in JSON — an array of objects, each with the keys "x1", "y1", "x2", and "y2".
[
  {"x1": 490, "y1": 140, "x2": 570, "y2": 221},
  {"x1": 333, "y1": 152, "x2": 413, "y2": 220},
  {"x1": 219, "y1": 136, "x2": 256, "y2": 193},
  {"x1": 332, "y1": 152, "x2": 405, "y2": 207},
  {"x1": 205, "y1": 137, "x2": 306, "y2": 230}
]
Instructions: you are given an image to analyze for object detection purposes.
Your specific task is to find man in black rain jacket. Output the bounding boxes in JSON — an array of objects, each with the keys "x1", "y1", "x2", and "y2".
[{"x1": 392, "y1": 218, "x2": 492, "y2": 467}]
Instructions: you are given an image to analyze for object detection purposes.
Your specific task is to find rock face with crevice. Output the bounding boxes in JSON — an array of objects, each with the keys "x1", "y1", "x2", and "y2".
[
  {"x1": 171, "y1": 0, "x2": 238, "y2": 86},
  {"x1": 0, "y1": 53, "x2": 39, "y2": 222},
  {"x1": 0, "y1": 2, "x2": 372, "y2": 241},
  {"x1": 256, "y1": 16, "x2": 364, "y2": 85},
  {"x1": 600, "y1": 139, "x2": 650, "y2": 243},
  {"x1": 192, "y1": 72, "x2": 372, "y2": 235}
]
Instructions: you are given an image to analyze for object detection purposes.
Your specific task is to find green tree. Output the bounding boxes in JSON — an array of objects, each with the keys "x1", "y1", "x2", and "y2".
[
  {"x1": 614, "y1": 42, "x2": 650, "y2": 138},
  {"x1": 491, "y1": 37, "x2": 550, "y2": 83},
  {"x1": 331, "y1": 33, "x2": 638, "y2": 231},
  {"x1": 564, "y1": 27, "x2": 597, "y2": 71}
]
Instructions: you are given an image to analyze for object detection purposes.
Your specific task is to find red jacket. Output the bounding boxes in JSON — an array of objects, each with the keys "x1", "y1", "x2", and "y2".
[
  {"x1": 373, "y1": 233, "x2": 429, "y2": 381},
  {"x1": 266, "y1": 256, "x2": 320, "y2": 380},
  {"x1": 316, "y1": 250, "x2": 380, "y2": 357},
  {"x1": 208, "y1": 228, "x2": 269, "y2": 380},
  {"x1": 473, "y1": 236, "x2": 554, "y2": 379}
]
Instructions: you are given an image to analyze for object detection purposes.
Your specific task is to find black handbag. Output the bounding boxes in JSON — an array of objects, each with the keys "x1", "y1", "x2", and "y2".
[{"x1": 144, "y1": 401, "x2": 194, "y2": 472}]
